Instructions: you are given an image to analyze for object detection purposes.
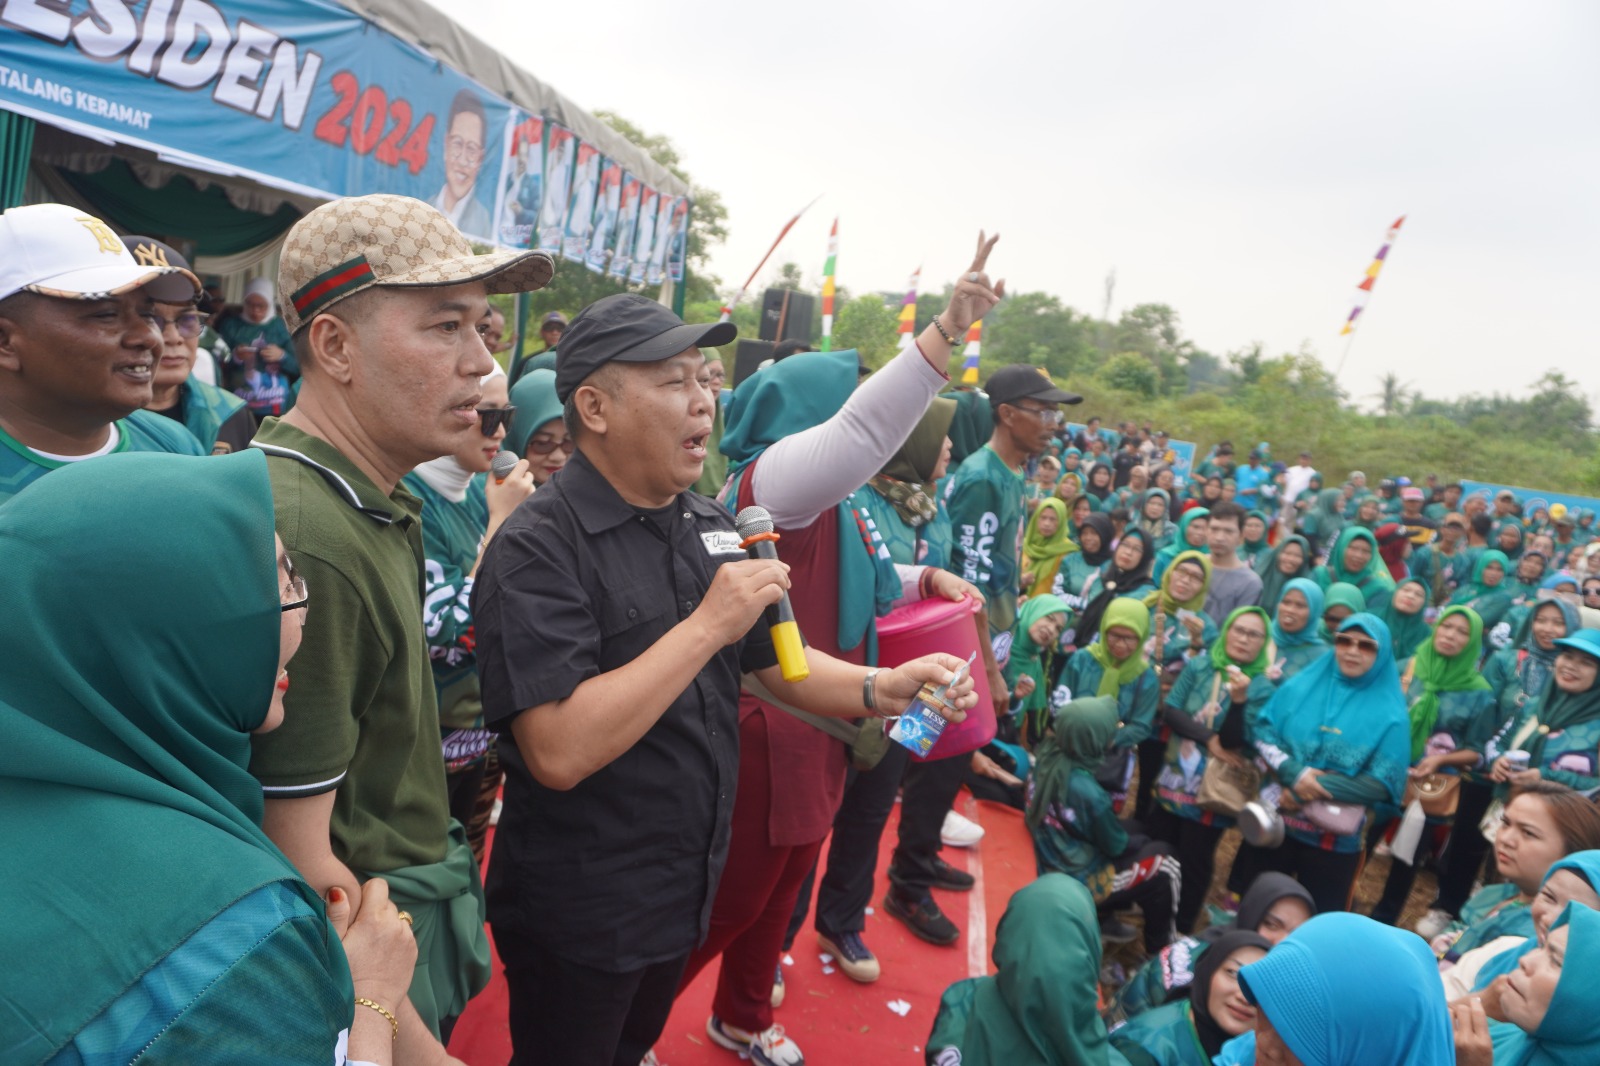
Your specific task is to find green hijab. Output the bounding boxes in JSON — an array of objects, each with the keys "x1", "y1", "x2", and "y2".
[
  {"x1": 506, "y1": 367, "x2": 564, "y2": 458},
  {"x1": 1257, "y1": 534, "x2": 1312, "y2": 609},
  {"x1": 944, "y1": 384, "x2": 995, "y2": 466},
  {"x1": 722, "y1": 349, "x2": 898, "y2": 655},
  {"x1": 1380, "y1": 577, "x2": 1434, "y2": 664},
  {"x1": 1146, "y1": 550, "x2": 1212, "y2": 614},
  {"x1": 1243, "y1": 509, "x2": 1271, "y2": 553},
  {"x1": 927, "y1": 873, "x2": 1113, "y2": 1066},
  {"x1": 0, "y1": 451, "x2": 349, "y2": 1060},
  {"x1": 1322, "y1": 581, "x2": 1367, "y2": 638},
  {"x1": 1023, "y1": 498, "x2": 1078, "y2": 576},
  {"x1": 1322, "y1": 526, "x2": 1396, "y2": 591},
  {"x1": 1212, "y1": 606, "x2": 1275, "y2": 677},
  {"x1": 1028, "y1": 696, "x2": 1122, "y2": 832},
  {"x1": 1012, "y1": 594, "x2": 1071, "y2": 722},
  {"x1": 1086, "y1": 597, "x2": 1152, "y2": 697},
  {"x1": 1405, "y1": 606, "x2": 1491, "y2": 759},
  {"x1": 869, "y1": 397, "x2": 957, "y2": 528},
  {"x1": 1451, "y1": 549, "x2": 1511, "y2": 604}
]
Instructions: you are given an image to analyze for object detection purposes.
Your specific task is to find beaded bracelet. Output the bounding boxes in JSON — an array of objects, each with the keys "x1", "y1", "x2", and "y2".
[{"x1": 931, "y1": 314, "x2": 961, "y2": 346}]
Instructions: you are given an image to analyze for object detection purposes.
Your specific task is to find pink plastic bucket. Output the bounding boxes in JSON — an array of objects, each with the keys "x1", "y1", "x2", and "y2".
[{"x1": 876, "y1": 595, "x2": 996, "y2": 760}]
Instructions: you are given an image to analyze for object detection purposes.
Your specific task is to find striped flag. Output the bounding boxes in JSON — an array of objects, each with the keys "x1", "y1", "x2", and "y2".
[
  {"x1": 961, "y1": 320, "x2": 982, "y2": 384},
  {"x1": 1340, "y1": 215, "x2": 1406, "y2": 336},
  {"x1": 820, "y1": 218, "x2": 838, "y2": 351},
  {"x1": 896, "y1": 267, "x2": 920, "y2": 350}
]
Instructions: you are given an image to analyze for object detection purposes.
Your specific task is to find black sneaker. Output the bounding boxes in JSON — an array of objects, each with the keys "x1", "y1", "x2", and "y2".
[
  {"x1": 931, "y1": 856, "x2": 975, "y2": 892},
  {"x1": 883, "y1": 890, "x2": 959, "y2": 945}
]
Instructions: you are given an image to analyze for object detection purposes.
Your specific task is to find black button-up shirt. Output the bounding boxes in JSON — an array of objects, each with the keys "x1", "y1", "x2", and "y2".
[{"x1": 474, "y1": 450, "x2": 777, "y2": 971}]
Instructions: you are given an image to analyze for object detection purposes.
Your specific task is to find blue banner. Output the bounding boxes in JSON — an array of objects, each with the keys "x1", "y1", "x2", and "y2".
[
  {"x1": 0, "y1": 0, "x2": 688, "y2": 275},
  {"x1": 1460, "y1": 480, "x2": 1600, "y2": 521}
]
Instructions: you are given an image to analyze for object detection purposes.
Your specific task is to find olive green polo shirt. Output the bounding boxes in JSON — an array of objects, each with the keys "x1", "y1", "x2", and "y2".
[{"x1": 249, "y1": 418, "x2": 448, "y2": 873}]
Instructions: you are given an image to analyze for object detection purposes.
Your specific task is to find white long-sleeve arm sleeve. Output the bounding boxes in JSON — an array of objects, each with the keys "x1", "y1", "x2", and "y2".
[{"x1": 750, "y1": 342, "x2": 950, "y2": 529}]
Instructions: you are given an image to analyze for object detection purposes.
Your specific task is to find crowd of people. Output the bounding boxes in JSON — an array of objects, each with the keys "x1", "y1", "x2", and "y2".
[{"x1": 2, "y1": 197, "x2": 1597, "y2": 1066}]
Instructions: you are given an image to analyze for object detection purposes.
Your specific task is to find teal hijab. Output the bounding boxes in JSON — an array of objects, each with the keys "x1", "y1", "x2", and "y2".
[
  {"x1": 1474, "y1": 850, "x2": 1600, "y2": 992},
  {"x1": 1271, "y1": 577, "x2": 1327, "y2": 649},
  {"x1": 0, "y1": 452, "x2": 349, "y2": 1061},
  {"x1": 1380, "y1": 577, "x2": 1433, "y2": 663},
  {"x1": 1011, "y1": 594, "x2": 1071, "y2": 728},
  {"x1": 1256, "y1": 534, "x2": 1312, "y2": 610},
  {"x1": 506, "y1": 367, "x2": 564, "y2": 458},
  {"x1": 721, "y1": 349, "x2": 899, "y2": 654},
  {"x1": 1494, "y1": 904, "x2": 1600, "y2": 1065}
]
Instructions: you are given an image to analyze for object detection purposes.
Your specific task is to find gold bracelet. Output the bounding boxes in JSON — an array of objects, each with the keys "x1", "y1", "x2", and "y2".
[{"x1": 355, "y1": 997, "x2": 398, "y2": 1041}]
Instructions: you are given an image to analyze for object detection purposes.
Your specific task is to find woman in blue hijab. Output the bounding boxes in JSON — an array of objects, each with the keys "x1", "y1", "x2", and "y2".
[
  {"x1": 1269, "y1": 578, "x2": 1329, "y2": 684},
  {"x1": 1232, "y1": 913, "x2": 1455, "y2": 1066},
  {"x1": 1456, "y1": 903, "x2": 1600, "y2": 1066},
  {"x1": 1235, "y1": 614, "x2": 1410, "y2": 915}
]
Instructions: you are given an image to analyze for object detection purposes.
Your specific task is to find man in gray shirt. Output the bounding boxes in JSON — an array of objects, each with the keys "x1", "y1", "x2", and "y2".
[{"x1": 1202, "y1": 501, "x2": 1263, "y2": 626}]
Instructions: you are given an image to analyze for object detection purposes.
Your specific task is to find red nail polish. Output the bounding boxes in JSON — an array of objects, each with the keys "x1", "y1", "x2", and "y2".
[
  {"x1": 327, "y1": 887, "x2": 343, "y2": 904},
  {"x1": 276, "y1": 675, "x2": 291, "y2": 692}
]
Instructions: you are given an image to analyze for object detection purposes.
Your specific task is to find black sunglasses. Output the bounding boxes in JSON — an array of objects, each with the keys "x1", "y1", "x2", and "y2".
[
  {"x1": 478, "y1": 407, "x2": 516, "y2": 437},
  {"x1": 1334, "y1": 633, "x2": 1379, "y2": 653}
]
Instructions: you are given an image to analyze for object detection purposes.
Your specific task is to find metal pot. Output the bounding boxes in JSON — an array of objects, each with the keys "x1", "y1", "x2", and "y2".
[{"x1": 1238, "y1": 800, "x2": 1285, "y2": 848}]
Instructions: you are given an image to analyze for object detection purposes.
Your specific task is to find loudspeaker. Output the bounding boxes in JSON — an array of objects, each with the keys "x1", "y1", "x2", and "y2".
[
  {"x1": 759, "y1": 288, "x2": 815, "y2": 343},
  {"x1": 731, "y1": 339, "x2": 775, "y2": 389}
]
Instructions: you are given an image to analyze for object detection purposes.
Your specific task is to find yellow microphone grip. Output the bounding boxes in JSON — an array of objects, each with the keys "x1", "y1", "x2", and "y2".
[{"x1": 771, "y1": 620, "x2": 810, "y2": 682}]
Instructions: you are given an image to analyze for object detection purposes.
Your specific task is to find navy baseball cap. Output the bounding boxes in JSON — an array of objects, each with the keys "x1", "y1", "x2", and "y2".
[{"x1": 554, "y1": 293, "x2": 736, "y2": 402}]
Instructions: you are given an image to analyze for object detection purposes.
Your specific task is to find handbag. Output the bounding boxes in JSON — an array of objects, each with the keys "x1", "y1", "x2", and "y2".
[
  {"x1": 1301, "y1": 799, "x2": 1366, "y2": 836},
  {"x1": 1402, "y1": 773, "x2": 1462, "y2": 818},
  {"x1": 743, "y1": 675, "x2": 890, "y2": 772},
  {"x1": 1197, "y1": 756, "x2": 1262, "y2": 817}
]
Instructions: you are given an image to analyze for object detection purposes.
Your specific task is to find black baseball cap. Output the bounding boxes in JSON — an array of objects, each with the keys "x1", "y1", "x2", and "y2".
[
  {"x1": 555, "y1": 293, "x2": 736, "y2": 402},
  {"x1": 984, "y1": 364, "x2": 1082, "y2": 408}
]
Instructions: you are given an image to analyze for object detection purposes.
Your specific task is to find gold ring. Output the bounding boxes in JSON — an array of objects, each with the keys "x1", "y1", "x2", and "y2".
[{"x1": 396, "y1": 910, "x2": 413, "y2": 927}]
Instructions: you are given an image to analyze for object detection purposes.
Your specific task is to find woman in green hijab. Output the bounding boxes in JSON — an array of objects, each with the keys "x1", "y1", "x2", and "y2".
[
  {"x1": 1021, "y1": 496, "x2": 1078, "y2": 598},
  {"x1": 1144, "y1": 551, "x2": 1218, "y2": 669},
  {"x1": 1381, "y1": 577, "x2": 1434, "y2": 670},
  {"x1": 1239, "y1": 509, "x2": 1272, "y2": 569},
  {"x1": 1059, "y1": 598, "x2": 1160, "y2": 757},
  {"x1": 1137, "y1": 488, "x2": 1179, "y2": 552},
  {"x1": 1369, "y1": 606, "x2": 1495, "y2": 926},
  {"x1": 1321, "y1": 581, "x2": 1367, "y2": 638},
  {"x1": 1449, "y1": 549, "x2": 1516, "y2": 636},
  {"x1": 1009, "y1": 594, "x2": 1073, "y2": 746},
  {"x1": 1255, "y1": 534, "x2": 1312, "y2": 611},
  {"x1": 861, "y1": 396, "x2": 958, "y2": 570},
  {"x1": 926, "y1": 874, "x2": 1124, "y2": 1066},
  {"x1": 0, "y1": 452, "x2": 412, "y2": 1064},
  {"x1": 506, "y1": 367, "x2": 573, "y2": 488},
  {"x1": 1026, "y1": 697, "x2": 1180, "y2": 953},
  {"x1": 1300, "y1": 484, "x2": 1345, "y2": 558},
  {"x1": 1152, "y1": 507, "x2": 1210, "y2": 585},
  {"x1": 1314, "y1": 526, "x2": 1397, "y2": 612},
  {"x1": 1147, "y1": 607, "x2": 1278, "y2": 932}
]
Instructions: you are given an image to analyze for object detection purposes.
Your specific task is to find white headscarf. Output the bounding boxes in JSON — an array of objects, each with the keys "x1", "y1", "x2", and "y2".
[{"x1": 243, "y1": 277, "x2": 275, "y2": 303}]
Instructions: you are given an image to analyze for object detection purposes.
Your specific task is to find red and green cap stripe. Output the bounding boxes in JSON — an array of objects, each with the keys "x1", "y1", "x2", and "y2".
[{"x1": 291, "y1": 256, "x2": 375, "y2": 321}]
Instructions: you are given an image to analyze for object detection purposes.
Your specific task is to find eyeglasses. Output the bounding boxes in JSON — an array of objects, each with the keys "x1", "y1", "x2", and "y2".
[
  {"x1": 145, "y1": 310, "x2": 207, "y2": 338},
  {"x1": 446, "y1": 136, "x2": 484, "y2": 162},
  {"x1": 1231, "y1": 628, "x2": 1267, "y2": 641},
  {"x1": 281, "y1": 556, "x2": 309, "y2": 620},
  {"x1": 1334, "y1": 634, "x2": 1379, "y2": 653},
  {"x1": 477, "y1": 406, "x2": 516, "y2": 437},
  {"x1": 527, "y1": 433, "x2": 576, "y2": 456},
  {"x1": 1013, "y1": 403, "x2": 1065, "y2": 426}
]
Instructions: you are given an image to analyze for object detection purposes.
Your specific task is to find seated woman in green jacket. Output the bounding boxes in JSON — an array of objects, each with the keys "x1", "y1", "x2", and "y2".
[
  {"x1": 1483, "y1": 628, "x2": 1600, "y2": 799},
  {"x1": 1269, "y1": 578, "x2": 1330, "y2": 684},
  {"x1": 1255, "y1": 533, "x2": 1312, "y2": 611},
  {"x1": 1238, "y1": 510, "x2": 1272, "y2": 569},
  {"x1": 1026, "y1": 696, "x2": 1180, "y2": 953},
  {"x1": 1448, "y1": 549, "x2": 1516, "y2": 639},
  {"x1": 1057, "y1": 598, "x2": 1161, "y2": 771},
  {"x1": 1321, "y1": 580, "x2": 1367, "y2": 638},
  {"x1": 1054, "y1": 511, "x2": 1115, "y2": 630},
  {"x1": 1144, "y1": 552, "x2": 1218, "y2": 670},
  {"x1": 1379, "y1": 576, "x2": 1434, "y2": 670},
  {"x1": 1021, "y1": 496, "x2": 1077, "y2": 599},
  {"x1": 1009, "y1": 594, "x2": 1072, "y2": 748},
  {"x1": 1146, "y1": 607, "x2": 1277, "y2": 933},
  {"x1": 1313, "y1": 526, "x2": 1397, "y2": 613},
  {"x1": 1111, "y1": 930, "x2": 1270, "y2": 1066},
  {"x1": 1152, "y1": 507, "x2": 1210, "y2": 585}
]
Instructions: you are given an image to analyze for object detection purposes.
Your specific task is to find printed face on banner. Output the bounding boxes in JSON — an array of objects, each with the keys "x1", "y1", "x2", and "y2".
[
  {"x1": 646, "y1": 194, "x2": 675, "y2": 285},
  {"x1": 493, "y1": 112, "x2": 544, "y2": 249},
  {"x1": 667, "y1": 197, "x2": 690, "y2": 282},
  {"x1": 537, "y1": 124, "x2": 574, "y2": 253},
  {"x1": 586, "y1": 159, "x2": 622, "y2": 274},
  {"x1": 562, "y1": 142, "x2": 600, "y2": 260},
  {"x1": 610, "y1": 175, "x2": 641, "y2": 279},
  {"x1": 629, "y1": 186, "x2": 658, "y2": 285}
]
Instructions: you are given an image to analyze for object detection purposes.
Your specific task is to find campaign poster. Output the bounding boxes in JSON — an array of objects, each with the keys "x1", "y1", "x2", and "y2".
[
  {"x1": 609, "y1": 174, "x2": 641, "y2": 279},
  {"x1": 628, "y1": 185, "x2": 658, "y2": 284},
  {"x1": 585, "y1": 158, "x2": 622, "y2": 274},
  {"x1": 1164, "y1": 440, "x2": 1198, "y2": 487},
  {"x1": 1460, "y1": 481, "x2": 1600, "y2": 521},
  {"x1": 561, "y1": 141, "x2": 599, "y2": 260},
  {"x1": 536, "y1": 123, "x2": 574, "y2": 254},
  {"x1": 666, "y1": 197, "x2": 690, "y2": 282},
  {"x1": 491, "y1": 112, "x2": 543, "y2": 250},
  {"x1": 645, "y1": 193, "x2": 674, "y2": 285}
]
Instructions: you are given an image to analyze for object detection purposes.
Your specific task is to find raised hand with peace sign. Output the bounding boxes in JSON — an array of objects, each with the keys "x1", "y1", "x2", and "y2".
[{"x1": 927, "y1": 232, "x2": 1006, "y2": 347}]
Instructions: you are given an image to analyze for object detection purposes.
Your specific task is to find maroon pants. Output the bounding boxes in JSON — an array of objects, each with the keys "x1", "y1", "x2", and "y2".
[{"x1": 678, "y1": 712, "x2": 824, "y2": 1032}]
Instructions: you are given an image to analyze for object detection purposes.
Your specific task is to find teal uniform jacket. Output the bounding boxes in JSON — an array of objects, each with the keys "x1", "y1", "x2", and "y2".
[
  {"x1": 859, "y1": 479, "x2": 952, "y2": 570},
  {"x1": 1400, "y1": 672, "x2": 1499, "y2": 804},
  {"x1": 1153, "y1": 658, "x2": 1274, "y2": 829},
  {"x1": 1058, "y1": 650, "x2": 1159, "y2": 750},
  {"x1": 1025, "y1": 769, "x2": 1124, "y2": 898},
  {"x1": 1275, "y1": 640, "x2": 1330, "y2": 685},
  {"x1": 1108, "y1": 934, "x2": 1210, "y2": 1023},
  {"x1": 1484, "y1": 689, "x2": 1600, "y2": 795},
  {"x1": 1111, "y1": 1001, "x2": 1211, "y2": 1066},
  {"x1": 0, "y1": 408, "x2": 204, "y2": 504},
  {"x1": 947, "y1": 444, "x2": 1025, "y2": 636},
  {"x1": 1149, "y1": 610, "x2": 1218, "y2": 669}
]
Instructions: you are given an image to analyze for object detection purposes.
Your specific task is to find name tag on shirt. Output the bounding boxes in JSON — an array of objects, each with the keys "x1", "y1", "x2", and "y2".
[{"x1": 701, "y1": 530, "x2": 746, "y2": 557}]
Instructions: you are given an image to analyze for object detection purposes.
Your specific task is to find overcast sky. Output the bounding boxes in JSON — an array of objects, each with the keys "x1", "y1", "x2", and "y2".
[{"x1": 452, "y1": 1, "x2": 1600, "y2": 404}]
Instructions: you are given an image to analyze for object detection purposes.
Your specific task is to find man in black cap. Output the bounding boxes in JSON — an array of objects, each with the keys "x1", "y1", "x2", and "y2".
[
  {"x1": 472, "y1": 292, "x2": 977, "y2": 1066},
  {"x1": 508, "y1": 309, "x2": 569, "y2": 384}
]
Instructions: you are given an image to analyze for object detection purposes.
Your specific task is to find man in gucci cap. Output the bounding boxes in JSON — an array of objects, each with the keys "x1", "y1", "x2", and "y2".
[
  {"x1": 248, "y1": 193, "x2": 552, "y2": 1058},
  {"x1": 0, "y1": 203, "x2": 205, "y2": 504}
]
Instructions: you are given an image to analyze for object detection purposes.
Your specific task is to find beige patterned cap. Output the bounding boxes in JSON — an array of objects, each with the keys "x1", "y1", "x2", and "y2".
[{"x1": 278, "y1": 193, "x2": 554, "y2": 333}]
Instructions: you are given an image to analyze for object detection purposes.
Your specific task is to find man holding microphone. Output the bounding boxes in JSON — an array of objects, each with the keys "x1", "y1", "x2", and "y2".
[{"x1": 473, "y1": 294, "x2": 977, "y2": 1066}]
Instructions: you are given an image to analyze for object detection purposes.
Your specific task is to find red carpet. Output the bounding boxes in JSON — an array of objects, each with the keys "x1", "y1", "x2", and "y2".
[{"x1": 448, "y1": 793, "x2": 1035, "y2": 1065}]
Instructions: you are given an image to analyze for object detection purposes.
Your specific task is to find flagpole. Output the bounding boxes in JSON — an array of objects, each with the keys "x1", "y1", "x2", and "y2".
[{"x1": 718, "y1": 194, "x2": 823, "y2": 322}]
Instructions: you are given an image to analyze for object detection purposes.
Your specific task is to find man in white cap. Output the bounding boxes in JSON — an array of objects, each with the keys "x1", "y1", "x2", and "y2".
[
  {"x1": 248, "y1": 193, "x2": 553, "y2": 1059},
  {"x1": 0, "y1": 203, "x2": 204, "y2": 504}
]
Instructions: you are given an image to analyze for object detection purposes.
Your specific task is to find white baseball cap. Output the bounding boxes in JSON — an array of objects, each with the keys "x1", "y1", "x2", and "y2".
[{"x1": 0, "y1": 203, "x2": 199, "y2": 304}]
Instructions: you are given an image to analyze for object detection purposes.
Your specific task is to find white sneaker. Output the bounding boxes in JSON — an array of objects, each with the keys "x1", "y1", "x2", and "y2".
[
  {"x1": 707, "y1": 1016, "x2": 805, "y2": 1066},
  {"x1": 639, "y1": 1052, "x2": 663, "y2": 1066},
  {"x1": 1414, "y1": 907, "x2": 1454, "y2": 941},
  {"x1": 941, "y1": 809, "x2": 985, "y2": 848}
]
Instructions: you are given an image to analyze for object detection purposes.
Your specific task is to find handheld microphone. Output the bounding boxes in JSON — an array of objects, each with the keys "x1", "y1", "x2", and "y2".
[
  {"x1": 490, "y1": 450, "x2": 520, "y2": 485},
  {"x1": 735, "y1": 505, "x2": 809, "y2": 682}
]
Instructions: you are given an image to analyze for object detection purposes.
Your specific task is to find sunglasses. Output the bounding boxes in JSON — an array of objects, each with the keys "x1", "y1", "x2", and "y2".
[
  {"x1": 1334, "y1": 634, "x2": 1380, "y2": 653},
  {"x1": 527, "y1": 433, "x2": 576, "y2": 456},
  {"x1": 477, "y1": 407, "x2": 516, "y2": 437}
]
